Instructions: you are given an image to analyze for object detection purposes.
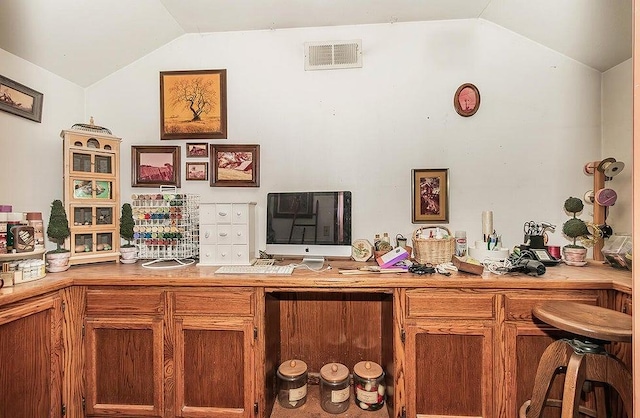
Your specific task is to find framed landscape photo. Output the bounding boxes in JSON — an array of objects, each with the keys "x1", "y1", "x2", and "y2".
[
  {"x1": 186, "y1": 142, "x2": 208, "y2": 158},
  {"x1": 160, "y1": 69, "x2": 227, "y2": 140},
  {"x1": 0, "y1": 75, "x2": 43, "y2": 123},
  {"x1": 186, "y1": 162, "x2": 208, "y2": 181},
  {"x1": 412, "y1": 168, "x2": 449, "y2": 223},
  {"x1": 210, "y1": 144, "x2": 260, "y2": 187},
  {"x1": 131, "y1": 146, "x2": 181, "y2": 188}
]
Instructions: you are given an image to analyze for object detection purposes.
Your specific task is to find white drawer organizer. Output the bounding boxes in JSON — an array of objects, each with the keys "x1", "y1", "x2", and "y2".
[{"x1": 197, "y1": 203, "x2": 256, "y2": 266}]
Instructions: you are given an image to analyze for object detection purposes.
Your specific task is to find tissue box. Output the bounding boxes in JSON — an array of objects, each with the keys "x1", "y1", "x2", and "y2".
[
  {"x1": 601, "y1": 234, "x2": 632, "y2": 270},
  {"x1": 376, "y1": 246, "x2": 409, "y2": 269}
]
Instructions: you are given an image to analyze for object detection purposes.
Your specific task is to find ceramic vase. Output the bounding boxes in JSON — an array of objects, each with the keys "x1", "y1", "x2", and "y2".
[
  {"x1": 562, "y1": 246, "x2": 588, "y2": 266},
  {"x1": 46, "y1": 252, "x2": 71, "y2": 273},
  {"x1": 120, "y1": 246, "x2": 138, "y2": 264}
]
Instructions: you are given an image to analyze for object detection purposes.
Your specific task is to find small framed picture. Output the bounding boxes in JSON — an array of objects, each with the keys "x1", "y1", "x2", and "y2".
[
  {"x1": 186, "y1": 142, "x2": 208, "y2": 158},
  {"x1": 210, "y1": 144, "x2": 260, "y2": 187},
  {"x1": 131, "y1": 146, "x2": 181, "y2": 187},
  {"x1": 0, "y1": 74, "x2": 43, "y2": 123},
  {"x1": 186, "y1": 162, "x2": 208, "y2": 181},
  {"x1": 412, "y1": 168, "x2": 449, "y2": 223},
  {"x1": 454, "y1": 83, "x2": 480, "y2": 117}
]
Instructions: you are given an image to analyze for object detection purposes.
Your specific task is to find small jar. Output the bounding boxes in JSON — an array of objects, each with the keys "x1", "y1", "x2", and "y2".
[
  {"x1": 276, "y1": 359, "x2": 308, "y2": 409},
  {"x1": 320, "y1": 362, "x2": 350, "y2": 414},
  {"x1": 353, "y1": 361, "x2": 385, "y2": 411}
]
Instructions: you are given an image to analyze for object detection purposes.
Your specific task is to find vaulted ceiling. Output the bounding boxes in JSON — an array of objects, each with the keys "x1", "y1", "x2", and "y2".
[{"x1": 0, "y1": 0, "x2": 631, "y2": 87}]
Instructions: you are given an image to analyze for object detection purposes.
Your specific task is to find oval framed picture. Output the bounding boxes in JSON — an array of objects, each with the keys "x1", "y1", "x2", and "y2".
[{"x1": 454, "y1": 83, "x2": 480, "y2": 117}]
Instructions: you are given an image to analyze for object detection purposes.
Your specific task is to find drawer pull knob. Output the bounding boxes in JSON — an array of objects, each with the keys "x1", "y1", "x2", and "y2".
[
  {"x1": 205, "y1": 231, "x2": 210, "y2": 238},
  {"x1": 219, "y1": 232, "x2": 228, "y2": 237},
  {"x1": 218, "y1": 212, "x2": 227, "y2": 216}
]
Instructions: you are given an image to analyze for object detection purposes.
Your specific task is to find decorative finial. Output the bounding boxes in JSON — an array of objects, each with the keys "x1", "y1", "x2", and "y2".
[{"x1": 89, "y1": 116, "x2": 95, "y2": 125}]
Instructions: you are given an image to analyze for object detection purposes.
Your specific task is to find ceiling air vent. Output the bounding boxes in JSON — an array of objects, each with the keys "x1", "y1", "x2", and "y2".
[{"x1": 304, "y1": 40, "x2": 362, "y2": 71}]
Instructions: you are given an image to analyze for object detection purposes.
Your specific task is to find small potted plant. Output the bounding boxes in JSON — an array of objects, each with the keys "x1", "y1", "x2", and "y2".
[
  {"x1": 46, "y1": 199, "x2": 71, "y2": 272},
  {"x1": 119, "y1": 203, "x2": 138, "y2": 263},
  {"x1": 561, "y1": 197, "x2": 592, "y2": 266}
]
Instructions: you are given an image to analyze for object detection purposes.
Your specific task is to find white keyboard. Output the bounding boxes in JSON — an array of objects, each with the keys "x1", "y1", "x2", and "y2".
[{"x1": 214, "y1": 265, "x2": 295, "y2": 275}]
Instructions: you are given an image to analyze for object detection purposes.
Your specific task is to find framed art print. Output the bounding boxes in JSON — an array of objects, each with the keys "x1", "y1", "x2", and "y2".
[
  {"x1": 186, "y1": 162, "x2": 208, "y2": 181},
  {"x1": 210, "y1": 144, "x2": 260, "y2": 187},
  {"x1": 0, "y1": 75, "x2": 43, "y2": 123},
  {"x1": 454, "y1": 83, "x2": 480, "y2": 117},
  {"x1": 131, "y1": 146, "x2": 181, "y2": 187},
  {"x1": 412, "y1": 168, "x2": 449, "y2": 223}
]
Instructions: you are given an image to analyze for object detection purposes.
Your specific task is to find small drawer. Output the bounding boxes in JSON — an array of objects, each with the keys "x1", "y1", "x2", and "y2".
[
  {"x1": 216, "y1": 225, "x2": 233, "y2": 244},
  {"x1": 505, "y1": 291, "x2": 598, "y2": 322},
  {"x1": 215, "y1": 204, "x2": 233, "y2": 223},
  {"x1": 231, "y1": 204, "x2": 249, "y2": 223},
  {"x1": 174, "y1": 289, "x2": 255, "y2": 316},
  {"x1": 198, "y1": 245, "x2": 217, "y2": 264},
  {"x1": 199, "y1": 204, "x2": 217, "y2": 223},
  {"x1": 199, "y1": 224, "x2": 217, "y2": 245},
  {"x1": 232, "y1": 225, "x2": 248, "y2": 244},
  {"x1": 406, "y1": 291, "x2": 495, "y2": 319},
  {"x1": 86, "y1": 289, "x2": 163, "y2": 315}
]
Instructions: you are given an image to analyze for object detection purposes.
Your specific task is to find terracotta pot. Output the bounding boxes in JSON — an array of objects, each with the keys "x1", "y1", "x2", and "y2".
[
  {"x1": 46, "y1": 251, "x2": 71, "y2": 273},
  {"x1": 120, "y1": 246, "x2": 138, "y2": 264},
  {"x1": 563, "y1": 246, "x2": 588, "y2": 266}
]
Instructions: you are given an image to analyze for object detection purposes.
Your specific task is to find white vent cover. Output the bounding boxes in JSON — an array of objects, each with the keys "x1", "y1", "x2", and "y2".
[{"x1": 304, "y1": 40, "x2": 362, "y2": 71}]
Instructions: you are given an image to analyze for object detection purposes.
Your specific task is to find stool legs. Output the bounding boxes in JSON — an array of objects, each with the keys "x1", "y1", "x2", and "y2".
[{"x1": 521, "y1": 339, "x2": 633, "y2": 418}]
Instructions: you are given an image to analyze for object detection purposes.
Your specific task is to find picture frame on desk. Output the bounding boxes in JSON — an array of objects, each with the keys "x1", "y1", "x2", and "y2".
[
  {"x1": 131, "y1": 145, "x2": 181, "y2": 187},
  {"x1": 412, "y1": 168, "x2": 449, "y2": 223},
  {"x1": 0, "y1": 74, "x2": 43, "y2": 123},
  {"x1": 160, "y1": 69, "x2": 227, "y2": 139},
  {"x1": 210, "y1": 144, "x2": 260, "y2": 187}
]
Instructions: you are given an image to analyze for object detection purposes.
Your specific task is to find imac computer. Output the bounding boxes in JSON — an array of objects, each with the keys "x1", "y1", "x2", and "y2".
[{"x1": 266, "y1": 191, "x2": 352, "y2": 269}]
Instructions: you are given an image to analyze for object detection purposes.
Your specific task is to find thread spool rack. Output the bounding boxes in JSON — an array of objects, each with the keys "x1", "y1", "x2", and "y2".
[{"x1": 131, "y1": 189, "x2": 199, "y2": 268}]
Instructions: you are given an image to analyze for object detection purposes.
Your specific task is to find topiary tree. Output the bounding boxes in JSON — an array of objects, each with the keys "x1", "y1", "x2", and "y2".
[
  {"x1": 562, "y1": 197, "x2": 591, "y2": 248},
  {"x1": 120, "y1": 203, "x2": 135, "y2": 247},
  {"x1": 46, "y1": 199, "x2": 70, "y2": 253}
]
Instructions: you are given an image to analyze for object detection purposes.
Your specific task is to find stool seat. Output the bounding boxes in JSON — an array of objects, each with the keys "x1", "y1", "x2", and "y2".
[
  {"x1": 533, "y1": 301, "x2": 631, "y2": 343},
  {"x1": 520, "y1": 301, "x2": 633, "y2": 418}
]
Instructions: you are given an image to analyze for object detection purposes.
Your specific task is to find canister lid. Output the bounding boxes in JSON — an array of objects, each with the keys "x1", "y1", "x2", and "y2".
[
  {"x1": 320, "y1": 362, "x2": 349, "y2": 382},
  {"x1": 26, "y1": 212, "x2": 42, "y2": 221},
  {"x1": 278, "y1": 359, "x2": 308, "y2": 377},
  {"x1": 353, "y1": 361, "x2": 383, "y2": 379}
]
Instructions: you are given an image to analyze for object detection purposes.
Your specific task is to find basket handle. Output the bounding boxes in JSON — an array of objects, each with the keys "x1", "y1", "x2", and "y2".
[{"x1": 413, "y1": 226, "x2": 452, "y2": 239}]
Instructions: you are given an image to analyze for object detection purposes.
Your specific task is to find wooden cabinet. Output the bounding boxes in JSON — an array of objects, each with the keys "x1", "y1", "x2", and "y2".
[
  {"x1": 61, "y1": 126, "x2": 121, "y2": 265},
  {"x1": 0, "y1": 293, "x2": 63, "y2": 417},
  {"x1": 502, "y1": 290, "x2": 599, "y2": 418},
  {"x1": 198, "y1": 203, "x2": 256, "y2": 266},
  {"x1": 404, "y1": 289, "x2": 496, "y2": 417},
  {"x1": 171, "y1": 289, "x2": 257, "y2": 417},
  {"x1": 84, "y1": 289, "x2": 164, "y2": 417},
  {"x1": 83, "y1": 287, "x2": 257, "y2": 418}
]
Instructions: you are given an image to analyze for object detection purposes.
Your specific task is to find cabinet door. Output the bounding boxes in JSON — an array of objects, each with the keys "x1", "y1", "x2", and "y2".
[
  {"x1": 0, "y1": 294, "x2": 63, "y2": 418},
  {"x1": 84, "y1": 316, "x2": 164, "y2": 417},
  {"x1": 174, "y1": 317, "x2": 255, "y2": 417},
  {"x1": 405, "y1": 322, "x2": 494, "y2": 418}
]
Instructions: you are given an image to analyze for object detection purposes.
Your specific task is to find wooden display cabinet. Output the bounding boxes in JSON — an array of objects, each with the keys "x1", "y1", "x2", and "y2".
[{"x1": 61, "y1": 126, "x2": 121, "y2": 265}]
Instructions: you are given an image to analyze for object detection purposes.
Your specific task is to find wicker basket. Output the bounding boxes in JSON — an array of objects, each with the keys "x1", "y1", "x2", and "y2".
[{"x1": 412, "y1": 226, "x2": 455, "y2": 265}]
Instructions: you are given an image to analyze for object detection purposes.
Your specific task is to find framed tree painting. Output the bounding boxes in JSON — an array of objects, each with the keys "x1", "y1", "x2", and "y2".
[
  {"x1": 412, "y1": 168, "x2": 449, "y2": 223},
  {"x1": 131, "y1": 146, "x2": 181, "y2": 187},
  {"x1": 160, "y1": 69, "x2": 227, "y2": 139},
  {"x1": 210, "y1": 144, "x2": 260, "y2": 187}
]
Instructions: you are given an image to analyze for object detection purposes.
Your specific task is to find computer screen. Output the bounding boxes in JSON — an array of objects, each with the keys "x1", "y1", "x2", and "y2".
[{"x1": 266, "y1": 191, "x2": 352, "y2": 266}]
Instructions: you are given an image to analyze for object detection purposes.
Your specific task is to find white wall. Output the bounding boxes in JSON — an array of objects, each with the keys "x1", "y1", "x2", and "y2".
[
  {"x1": 85, "y1": 19, "x2": 607, "y2": 253},
  {"x1": 602, "y1": 58, "x2": 632, "y2": 235},
  {"x1": 0, "y1": 48, "x2": 85, "y2": 230}
]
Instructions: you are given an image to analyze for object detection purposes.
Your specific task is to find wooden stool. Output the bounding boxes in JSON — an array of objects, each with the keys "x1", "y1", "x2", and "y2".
[{"x1": 519, "y1": 301, "x2": 632, "y2": 418}]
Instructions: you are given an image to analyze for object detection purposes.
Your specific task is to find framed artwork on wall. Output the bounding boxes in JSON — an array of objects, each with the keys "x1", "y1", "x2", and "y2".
[
  {"x1": 210, "y1": 144, "x2": 260, "y2": 187},
  {"x1": 454, "y1": 83, "x2": 480, "y2": 117},
  {"x1": 412, "y1": 168, "x2": 449, "y2": 223},
  {"x1": 186, "y1": 142, "x2": 209, "y2": 158},
  {"x1": 0, "y1": 75, "x2": 43, "y2": 123},
  {"x1": 186, "y1": 162, "x2": 208, "y2": 181},
  {"x1": 131, "y1": 146, "x2": 181, "y2": 187},
  {"x1": 160, "y1": 69, "x2": 227, "y2": 140}
]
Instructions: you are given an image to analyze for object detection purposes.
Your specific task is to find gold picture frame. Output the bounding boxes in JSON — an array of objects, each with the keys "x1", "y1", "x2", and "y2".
[
  {"x1": 412, "y1": 169, "x2": 449, "y2": 223},
  {"x1": 160, "y1": 69, "x2": 227, "y2": 139}
]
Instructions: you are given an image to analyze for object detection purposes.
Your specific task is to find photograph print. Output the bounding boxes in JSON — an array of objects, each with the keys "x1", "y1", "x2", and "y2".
[
  {"x1": 131, "y1": 146, "x2": 181, "y2": 187},
  {"x1": 0, "y1": 74, "x2": 43, "y2": 123},
  {"x1": 412, "y1": 168, "x2": 449, "y2": 223},
  {"x1": 210, "y1": 144, "x2": 260, "y2": 187}
]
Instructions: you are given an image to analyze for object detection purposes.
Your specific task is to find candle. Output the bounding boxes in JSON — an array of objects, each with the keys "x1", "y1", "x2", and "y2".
[{"x1": 482, "y1": 211, "x2": 493, "y2": 242}]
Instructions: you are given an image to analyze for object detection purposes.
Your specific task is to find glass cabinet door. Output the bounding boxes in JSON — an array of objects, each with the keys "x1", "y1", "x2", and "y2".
[
  {"x1": 72, "y1": 232, "x2": 114, "y2": 255},
  {"x1": 70, "y1": 151, "x2": 114, "y2": 176},
  {"x1": 72, "y1": 180, "x2": 113, "y2": 200},
  {"x1": 72, "y1": 206, "x2": 114, "y2": 227}
]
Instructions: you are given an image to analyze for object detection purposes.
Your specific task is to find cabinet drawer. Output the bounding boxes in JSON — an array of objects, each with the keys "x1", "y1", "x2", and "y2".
[
  {"x1": 86, "y1": 289, "x2": 163, "y2": 315},
  {"x1": 406, "y1": 291, "x2": 495, "y2": 319},
  {"x1": 232, "y1": 224, "x2": 248, "y2": 244},
  {"x1": 504, "y1": 291, "x2": 598, "y2": 321},
  {"x1": 174, "y1": 289, "x2": 255, "y2": 316},
  {"x1": 216, "y1": 225, "x2": 233, "y2": 244},
  {"x1": 200, "y1": 224, "x2": 217, "y2": 245}
]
